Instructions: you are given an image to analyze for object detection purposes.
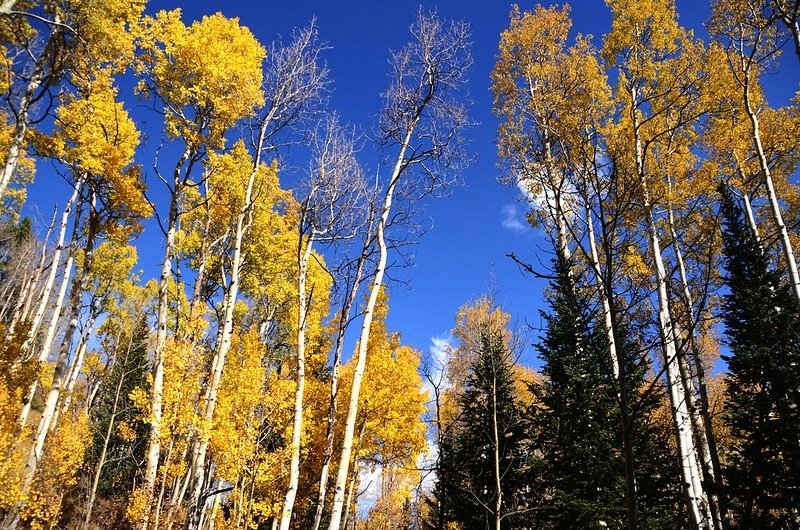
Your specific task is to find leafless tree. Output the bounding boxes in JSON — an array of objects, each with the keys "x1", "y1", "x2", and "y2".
[{"x1": 326, "y1": 10, "x2": 473, "y2": 530}]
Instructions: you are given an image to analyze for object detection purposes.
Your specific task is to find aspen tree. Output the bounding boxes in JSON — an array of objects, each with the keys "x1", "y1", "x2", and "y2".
[
  {"x1": 0, "y1": 1, "x2": 142, "y2": 205},
  {"x1": 311, "y1": 230, "x2": 373, "y2": 530},
  {"x1": 186, "y1": 22, "x2": 329, "y2": 527},
  {"x1": 132, "y1": 13, "x2": 265, "y2": 525},
  {"x1": 1, "y1": 76, "x2": 143, "y2": 530},
  {"x1": 710, "y1": 0, "x2": 800, "y2": 307},
  {"x1": 326, "y1": 11, "x2": 472, "y2": 529},
  {"x1": 279, "y1": 116, "x2": 366, "y2": 529},
  {"x1": 602, "y1": 0, "x2": 714, "y2": 526}
]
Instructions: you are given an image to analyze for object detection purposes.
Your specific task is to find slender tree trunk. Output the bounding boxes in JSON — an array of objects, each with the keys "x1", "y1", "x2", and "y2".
[
  {"x1": 778, "y1": 11, "x2": 800, "y2": 65},
  {"x1": 187, "y1": 144, "x2": 260, "y2": 529},
  {"x1": 743, "y1": 69, "x2": 800, "y2": 306},
  {"x1": 341, "y1": 423, "x2": 365, "y2": 530},
  {"x1": 57, "y1": 301, "x2": 101, "y2": 419},
  {"x1": 279, "y1": 233, "x2": 315, "y2": 529},
  {"x1": 584, "y1": 200, "x2": 620, "y2": 380},
  {"x1": 141, "y1": 147, "x2": 194, "y2": 530},
  {"x1": 741, "y1": 192, "x2": 761, "y2": 242},
  {"x1": 0, "y1": 59, "x2": 44, "y2": 202},
  {"x1": 0, "y1": 0, "x2": 18, "y2": 14},
  {"x1": 2, "y1": 206, "x2": 97, "y2": 530},
  {"x1": 8, "y1": 206, "x2": 57, "y2": 336},
  {"x1": 23, "y1": 184, "x2": 78, "y2": 351},
  {"x1": 666, "y1": 200, "x2": 726, "y2": 529},
  {"x1": 651, "y1": 218, "x2": 708, "y2": 529},
  {"x1": 327, "y1": 125, "x2": 415, "y2": 530},
  {"x1": 629, "y1": 88, "x2": 711, "y2": 529},
  {"x1": 312, "y1": 246, "x2": 368, "y2": 530},
  {"x1": 17, "y1": 186, "x2": 84, "y2": 431},
  {"x1": 491, "y1": 367, "x2": 502, "y2": 530}
]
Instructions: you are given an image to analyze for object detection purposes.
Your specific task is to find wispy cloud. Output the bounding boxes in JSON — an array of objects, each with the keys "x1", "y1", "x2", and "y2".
[
  {"x1": 423, "y1": 334, "x2": 453, "y2": 398},
  {"x1": 500, "y1": 204, "x2": 529, "y2": 233},
  {"x1": 430, "y1": 335, "x2": 453, "y2": 367}
]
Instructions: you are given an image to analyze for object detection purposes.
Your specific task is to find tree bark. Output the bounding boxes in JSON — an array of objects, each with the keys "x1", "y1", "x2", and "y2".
[
  {"x1": 491, "y1": 362, "x2": 502, "y2": 530},
  {"x1": 141, "y1": 146, "x2": 194, "y2": 530},
  {"x1": 629, "y1": 86, "x2": 712, "y2": 529},
  {"x1": 0, "y1": 58, "x2": 44, "y2": 202},
  {"x1": 187, "y1": 139, "x2": 260, "y2": 528},
  {"x1": 742, "y1": 70, "x2": 800, "y2": 307},
  {"x1": 311, "y1": 244, "x2": 368, "y2": 530},
  {"x1": 8, "y1": 205, "x2": 57, "y2": 336},
  {"x1": 666, "y1": 199, "x2": 726, "y2": 529},
  {"x1": 2, "y1": 201, "x2": 98, "y2": 530},
  {"x1": 279, "y1": 233, "x2": 315, "y2": 530},
  {"x1": 22, "y1": 183, "x2": 80, "y2": 352}
]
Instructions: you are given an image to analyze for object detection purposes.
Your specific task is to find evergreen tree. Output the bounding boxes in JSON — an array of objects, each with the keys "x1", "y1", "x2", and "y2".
[
  {"x1": 85, "y1": 316, "x2": 150, "y2": 509},
  {"x1": 532, "y1": 256, "x2": 677, "y2": 529},
  {"x1": 719, "y1": 185, "x2": 800, "y2": 529},
  {"x1": 431, "y1": 329, "x2": 526, "y2": 529}
]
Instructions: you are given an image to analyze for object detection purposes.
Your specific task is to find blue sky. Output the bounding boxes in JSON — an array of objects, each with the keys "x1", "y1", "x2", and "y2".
[{"x1": 23, "y1": 1, "x2": 799, "y2": 370}]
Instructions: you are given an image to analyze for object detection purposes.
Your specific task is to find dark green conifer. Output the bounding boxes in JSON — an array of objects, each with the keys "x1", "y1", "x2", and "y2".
[{"x1": 719, "y1": 185, "x2": 800, "y2": 529}]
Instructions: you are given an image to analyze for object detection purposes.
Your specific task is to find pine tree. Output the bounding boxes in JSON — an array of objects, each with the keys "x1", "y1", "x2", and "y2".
[
  {"x1": 719, "y1": 184, "x2": 800, "y2": 529},
  {"x1": 84, "y1": 315, "x2": 150, "y2": 519},
  {"x1": 532, "y1": 256, "x2": 677, "y2": 529},
  {"x1": 433, "y1": 329, "x2": 526, "y2": 529},
  {"x1": 532, "y1": 256, "x2": 626, "y2": 528}
]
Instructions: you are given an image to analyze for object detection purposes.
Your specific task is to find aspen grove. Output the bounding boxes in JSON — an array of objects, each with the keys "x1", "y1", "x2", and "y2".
[{"x1": 0, "y1": 1, "x2": 798, "y2": 529}]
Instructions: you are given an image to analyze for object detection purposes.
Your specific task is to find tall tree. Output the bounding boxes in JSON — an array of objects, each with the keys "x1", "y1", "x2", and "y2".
[
  {"x1": 279, "y1": 115, "x2": 366, "y2": 530},
  {"x1": 441, "y1": 329, "x2": 525, "y2": 530},
  {"x1": 719, "y1": 185, "x2": 800, "y2": 529},
  {"x1": 326, "y1": 10, "x2": 472, "y2": 529},
  {"x1": 602, "y1": 1, "x2": 716, "y2": 525},
  {"x1": 132, "y1": 12, "x2": 266, "y2": 525},
  {"x1": 710, "y1": 0, "x2": 800, "y2": 307},
  {"x1": 532, "y1": 255, "x2": 677, "y2": 529}
]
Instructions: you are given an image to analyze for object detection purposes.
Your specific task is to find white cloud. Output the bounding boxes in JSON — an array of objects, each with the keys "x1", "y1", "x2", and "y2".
[
  {"x1": 500, "y1": 204, "x2": 528, "y2": 233},
  {"x1": 429, "y1": 335, "x2": 452, "y2": 367},
  {"x1": 356, "y1": 465, "x2": 382, "y2": 516},
  {"x1": 422, "y1": 334, "x2": 453, "y2": 400}
]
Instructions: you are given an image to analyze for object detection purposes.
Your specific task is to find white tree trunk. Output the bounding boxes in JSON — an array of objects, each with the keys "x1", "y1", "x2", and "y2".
[
  {"x1": 140, "y1": 222, "x2": 175, "y2": 530},
  {"x1": 585, "y1": 201, "x2": 620, "y2": 380},
  {"x1": 187, "y1": 149, "x2": 259, "y2": 528},
  {"x1": 743, "y1": 70, "x2": 800, "y2": 306},
  {"x1": 141, "y1": 147, "x2": 193, "y2": 530},
  {"x1": 326, "y1": 126, "x2": 414, "y2": 530},
  {"x1": 667, "y1": 201, "x2": 723, "y2": 529},
  {"x1": 8, "y1": 206, "x2": 57, "y2": 335},
  {"x1": 57, "y1": 304, "x2": 99, "y2": 419},
  {"x1": 741, "y1": 192, "x2": 761, "y2": 242},
  {"x1": 3, "y1": 217, "x2": 97, "y2": 530},
  {"x1": 650, "y1": 218, "x2": 710, "y2": 529},
  {"x1": 23, "y1": 183, "x2": 80, "y2": 351},
  {"x1": 16, "y1": 183, "x2": 83, "y2": 434},
  {"x1": 279, "y1": 234, "x2": 315, "y2": 529},
  {"x1": 491, "y1": 367, "x2": 502, "y2": 530},
  {"x1": 16, "y1": 228, "x2": 77, "y2": 431},
  {"x1": 0, "y1": 62, "x2": 43, "y2": 201},
  {"x1": 0, "y1": 0, "x2": 18, "y2": 14},
  {"x1": 311, "y1": 250, "x2": 367, "y2": 530},
  {"x1": 629, "y1": 88, "x2": 711, "y2": 529}
]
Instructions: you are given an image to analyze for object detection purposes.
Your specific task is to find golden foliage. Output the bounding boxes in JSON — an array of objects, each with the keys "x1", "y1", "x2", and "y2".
[{"x1": 135, "y1": 10, "x2": 266, "y2": 149}]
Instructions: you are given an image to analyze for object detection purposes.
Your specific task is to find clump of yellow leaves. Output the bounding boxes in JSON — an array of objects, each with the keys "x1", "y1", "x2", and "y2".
[{"x1": 135, "y1": 10, "x2": 266, "y2": 149}]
